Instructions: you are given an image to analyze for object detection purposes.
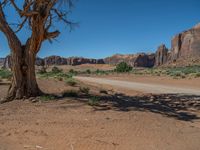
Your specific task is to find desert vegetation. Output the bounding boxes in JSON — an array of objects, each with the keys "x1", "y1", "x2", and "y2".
[{"x1": 0, "y1": 69, "x2": 12, "y2": 80}]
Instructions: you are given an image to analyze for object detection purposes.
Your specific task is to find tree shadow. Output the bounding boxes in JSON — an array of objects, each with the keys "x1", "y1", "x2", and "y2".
[{"x1": 57, "y1": 92, "x2": 200, "y2": 122}]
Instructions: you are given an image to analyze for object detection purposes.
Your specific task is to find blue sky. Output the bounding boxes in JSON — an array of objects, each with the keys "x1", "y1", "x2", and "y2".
[{"x1": 0, "y1": 0, "x2": 199, "y2": 58}]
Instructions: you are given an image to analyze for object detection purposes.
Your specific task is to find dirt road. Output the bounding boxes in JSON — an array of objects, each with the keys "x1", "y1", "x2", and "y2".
[{"x1": 75, "y1": 76, "x2": 200, "y2": 95}]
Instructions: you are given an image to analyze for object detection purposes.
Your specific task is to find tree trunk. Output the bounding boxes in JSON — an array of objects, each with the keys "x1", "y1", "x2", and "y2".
[{"x1": 6, "y1": 45, "x2": 42, "y2": 100}]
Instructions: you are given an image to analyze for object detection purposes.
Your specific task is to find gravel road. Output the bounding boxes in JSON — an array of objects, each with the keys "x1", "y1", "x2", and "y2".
[{"x1": 75, "y1": 76, "x2": 200, "y2": 95}]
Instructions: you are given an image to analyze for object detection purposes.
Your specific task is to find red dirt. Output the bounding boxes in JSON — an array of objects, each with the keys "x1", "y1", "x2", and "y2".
[{"x1": 0, "y1": 78, "x2": 200, "y2": 150}]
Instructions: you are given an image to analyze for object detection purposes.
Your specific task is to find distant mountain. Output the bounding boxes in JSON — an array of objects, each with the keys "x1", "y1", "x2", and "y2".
[{"x1": 1, "y1": 23, "x2": 200, "y2": 69}]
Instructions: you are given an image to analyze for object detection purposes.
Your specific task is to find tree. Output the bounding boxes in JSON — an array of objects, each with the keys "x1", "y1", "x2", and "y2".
[
  {"x1": 0, "y1": 0, "x2": 76, "y2": 101},
  {"x1": 115, "y1": 62, "x2": 132, "y2": 73}
]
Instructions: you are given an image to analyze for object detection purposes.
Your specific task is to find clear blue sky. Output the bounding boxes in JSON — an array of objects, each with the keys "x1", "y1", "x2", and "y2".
[{"x1": 0, "y1": 0, "x2": 200, "y2": 58}]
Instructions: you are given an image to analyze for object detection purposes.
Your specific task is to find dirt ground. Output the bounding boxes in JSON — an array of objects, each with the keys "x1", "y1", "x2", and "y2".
[{"x1": 0, "y1": 77, "x2": 200, "y2": 150}]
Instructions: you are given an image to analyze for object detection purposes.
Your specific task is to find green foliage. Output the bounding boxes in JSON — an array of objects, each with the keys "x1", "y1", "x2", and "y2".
[
  {"x1": 194, "y1": 72, "x2": 200, "y2": 78},
  {"x1": 95, "y1": 69, "x2": 109, "y2": 75},
  {"x1": 79, "y1": 87, "x2": 90, "y2": 95},
  {"x1": 52, "y1": 66, "x2": 63, "y2": 74},
  {"x1": 40, "y1": 95, "x2": 56, "y2": 101},
  {"x1": 86, "y1": 69, "x2": 91, "y2": 74},
  {"x1": 115, "y1": 62, "x2": 132, "y2": 73},
  {"x1": 131, "y1": 65, "x2": 200, "y2": 78},
  {"x1": 38, "y1": 67, "x2": 47, "y2": 74},
  {"x1": 38, "y1": 67, "x2": 72, "y2": 80},
  {"x1": 66, "y1": 78, "x2": 77, "y2": 86},
  {"x1": 88, "y1": 96, "x2": 100, "y2": 106},
  {"x1": 0, "y1": 69, "x2": 12, "y2": 79},
  {"x1": 68, "y1": 69, "x2": 78, "y2": 76}
]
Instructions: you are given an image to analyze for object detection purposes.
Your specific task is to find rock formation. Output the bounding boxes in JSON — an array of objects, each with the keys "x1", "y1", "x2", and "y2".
[
  {"x1": 1, "y1": 23, "x2": 199, "y2": 69},
  {"x1": 170, "y1": 23, "x2": 200, "y2": 62},
  {"x1": 67, "y1": 57, "x2": 104, "y2": 66},
  {"x1": 44, "y1": 56, "x2": 68, "y2": 66},
  {"x1": 2, "y1": 55, "x2": 11, "y2": 69},
  {"x1": 155, "y1": 23, "x2": 200, "y2": 66},
  {"x1": 0, "y1": 58, "x2": 5, "y2": 67},
  {"x1": 104, "y1": 53, "x2": 155, "y2": 67},
  {"x1": 155, "y1": 44, "x2": 168, "y2": 66}
]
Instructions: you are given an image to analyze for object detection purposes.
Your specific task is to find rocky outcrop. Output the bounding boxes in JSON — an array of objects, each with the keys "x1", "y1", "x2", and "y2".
[
  {"x1": 44, "y1": 56, "x2": 68, "y2": 66},
  {"x1": 43, "y1": 56, "x2": 105, "y2": 66},
  {"x1": 0, "y1": 58, "x2": 5, "y2": 67},
  {"x1": 2, "y1": 55, "x2": 11, "y2": 69},
  {"x1": 36, "y1": 57, "x2": 45, "y2": 66},
  {"x1": 155, "y1": 44, "x2": 168, "y2": 66},
  {"x1": 104, "y1": 53, "x2": 155, "y2": 67},
  {"x1": 170, "y1": 23, "x2": 200, "y2": 62},
  {"x1": 155, "y1": 23, "x2": 200, "y2": 66},
  {"x1": 67, "y1": 57, "x2": 105, "y2": 66}
]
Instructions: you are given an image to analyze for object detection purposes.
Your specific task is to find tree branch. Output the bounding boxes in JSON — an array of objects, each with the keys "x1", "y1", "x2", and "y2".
[{"x1": 0, "y1": 2, "x2": 21, "y2": 51}]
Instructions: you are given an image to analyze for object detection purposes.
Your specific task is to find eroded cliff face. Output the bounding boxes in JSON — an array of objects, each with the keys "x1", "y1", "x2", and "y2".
[
  {"x1": 2, "y1": 55, "x2": 11, "y2": 69},
  {"x1": 155, "y1": 23, "x2": 200, "y2": 66},
  {"x1": 0, "y1": 58, "x2": 5, "y2": 66},
  {"x1": 155, "y1": 44, "x2": 169, "y2": 66},
  {"x1": 171, "y1": 23, "x2": 200, "y2": 61},
  {"x1": 104, "y1": 53, "x2": 155, "y2": 67}
]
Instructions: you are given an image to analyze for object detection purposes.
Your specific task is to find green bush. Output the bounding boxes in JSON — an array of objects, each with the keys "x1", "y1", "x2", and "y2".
[
  {"x1": 115, "y1": 62, "x2": 132, "y2": 73},
  {"x1": 86, "y1": 69, "x2": 91, "y2": 74},
  {"x1": 194, "y1": 72, "x2": 200, "y2": 78},
  {"x1": 38, "y1": 67, "x2": 47, "y2": 74},
  {"x1": 88, "y1": 96, "x2": 100, "y2": 106},
  {"x1": 52, "y1": 66, "x2": 63, "y2": 74},
  {"x1": 66, "y1": 78, "x2": 77, "y2": 86},
  {"x1": 79, "y1": 87, "x2": 90, "y2": 95},
  {"x1": 40, "y1": 95, "x2": 56, "y2": 101},
  {"x1": 0, "y1": 69, "x2": 12, "y2": 79},
  {"x1": 68, "y1": 69, "x2": 78, "y2": 76}
]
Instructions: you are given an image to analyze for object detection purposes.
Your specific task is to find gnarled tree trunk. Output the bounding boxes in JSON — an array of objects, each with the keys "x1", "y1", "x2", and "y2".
[
  {"x1": 7, "y1": 44, "x2": 42, "y2": 100},
  {"x1": 0, "y1": 0, "x2": 74, "y2": 102}
]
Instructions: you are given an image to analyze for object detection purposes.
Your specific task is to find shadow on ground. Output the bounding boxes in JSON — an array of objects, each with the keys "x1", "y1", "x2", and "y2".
[{"x1": 56, "y1": 92, "x2": 200, "y2": 122}]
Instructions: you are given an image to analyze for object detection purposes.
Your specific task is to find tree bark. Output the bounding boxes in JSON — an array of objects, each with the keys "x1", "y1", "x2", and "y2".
[{"x1": 6, "y1": 44, "x2": 42, "y2": 100}]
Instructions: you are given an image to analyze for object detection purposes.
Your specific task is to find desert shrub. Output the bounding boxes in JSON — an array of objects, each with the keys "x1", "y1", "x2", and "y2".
[
  {"x1": 194, "y1": 72, "x2": 200, "y2": 78},
  {"x1": 0, "y1": 69, "x2": 12, "y2": 79},
  {"x1": 86, "y1": 69, "x2": 91, "y2": 74},
  {"x1": 88, "y1": 96, "x2": 100, "y2": 106},
  {"x1": 62, "y1": 90, "x2": 78, "y2": 97},
  {"x1": 115, "y1": 62, "x2": 132, "y2": 73},
  {"x1": 68, "y1": 69, "x2": 78, "y2": 76},
  {"x1": 52, "y1": 66, "x2": 63, "y2": 74},
  {"x1": 66, "y1": 78, "x2": 77, "y2": 86},
  {"x1": 56, "y1": 77, "x2": 63, "y2": 81},
  {"x1": 69, "y1": 69, "x2": 75, "y2": 74},
  {"x1": 95, "y1": 69, "x2": 109, "y2": 75},
  {"x1": 38, "y1": 67, "x2": 47, "y2": 74},
  {"x1": 79, "y1": 87, "x2": 90, "y2": 95},
  {"x1": 40, "y1": 95, "x2": 56, "y2": 101}
]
